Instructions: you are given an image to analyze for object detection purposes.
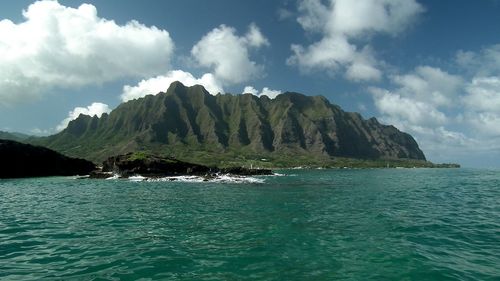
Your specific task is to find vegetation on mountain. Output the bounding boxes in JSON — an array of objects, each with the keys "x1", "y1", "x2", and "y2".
[{"x1": 30, "y1": 81, "x2": 446, "y2": 168}]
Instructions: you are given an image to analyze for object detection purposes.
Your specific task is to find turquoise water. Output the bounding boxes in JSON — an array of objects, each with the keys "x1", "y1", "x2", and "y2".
[{"x1": 0, "y1": 169, "x2": 499, "y2": 280}]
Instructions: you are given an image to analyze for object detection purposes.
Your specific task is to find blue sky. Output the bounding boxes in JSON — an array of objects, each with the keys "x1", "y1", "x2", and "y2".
[{"x1": 1, "y1": 0, "x2": 500, "y2": 167}]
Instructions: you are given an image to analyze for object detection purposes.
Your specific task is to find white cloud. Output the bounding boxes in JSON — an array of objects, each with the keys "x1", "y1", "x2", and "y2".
[
  {"x1": 370, "y1": 66, "x2": 463, "y2": 162},
  {"x1": 392, "y1": 66, "x2": 463, "y2": 107},
  {"x1": 57, "y1": 102, "x2": 111, "y2": 131},
  {"x1": 371, "y1": 66, "x2": 461, "y2": 128},
  {"x1": 242, "y1": 86, "x2": 282, "y2": 99},
  {"x1": 325, "y1": 0, "x2": 424, "y2": 36},
  {"x1": 243, "y1": 86, "x2": 259, "y2": 96},
  {"x1": 345, "y1": 47, "x2": 382, "y2": 81},
  {"x1": 371, "y1": 107, "x2": 482, "y2": 165},
  {"x1": 466, "y1": 112, "x2": 500, "y2": 137},
  {"x1": 245, "y1": 23, "x2": 270, "y2": 47},
  {"x1": 463, "y1": 77, "x2": 500, "y2": 112},
  {"x1": 371, "y1": 87, "x2": 447, "y2": 127},
  {"x1": 260, "y1": 87, "x2": 283, "y2": 99},
  {"x1": 296, "y1": 0, "x2": 330, "y2": 32},
  {"x1": 191, "y1": 24, "x2": 269, "y2": 84},
  {"x1": 289, "y1": 0, "x2": 423, "y2": 81},
  {"x1": 123, "y1": 23, "x2": 269, "y2": 102},
  {"x1": 456, "y1": 44, "x2": 500, "y2": 76},
  {"x1": 0, "y1": 0, "x2": 174, "y2": 105},
  {"x1": 370, "y1": 63, "x2": 500, "y2": 165},
  {"x1": 463, "y1": 77, "x2": 500, "y2": 137},
  {"x1": 121, "y1": 70, "x2": 224, "y2": 102},
  {"x1": 452, "y1": 46, "x2": 500, "y2": 139},
  {"x1": 405, "y1": 125, "x2": 479, "y2": 163},
  {"x1": 289, "y1": 35, "x2": 355, "y2": 72}
]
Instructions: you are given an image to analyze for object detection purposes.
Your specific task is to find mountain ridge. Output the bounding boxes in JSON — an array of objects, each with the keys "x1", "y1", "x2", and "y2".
[{"x1": 33, "y1": 81, "x2": 426, "y2": 166}]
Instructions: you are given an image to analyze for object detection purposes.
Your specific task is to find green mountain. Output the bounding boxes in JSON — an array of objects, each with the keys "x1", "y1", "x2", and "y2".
[{"x1": 33, "y1": 81, "x2": 426, "y2": 167}]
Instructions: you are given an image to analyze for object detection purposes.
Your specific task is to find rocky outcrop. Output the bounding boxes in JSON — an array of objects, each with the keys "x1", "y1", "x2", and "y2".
[
  {"x1": 218, "y1": 166, "x2": 275, "y2": 176},
  {"x1": 100, "y1": 153, "x2": 212, "y2": 177},
  {"x1": 0, "y1": 139, "x2": 96, "y2": 178},
  {"x1": 90, "y1": 152, "x2": 273, "y2": 179}
]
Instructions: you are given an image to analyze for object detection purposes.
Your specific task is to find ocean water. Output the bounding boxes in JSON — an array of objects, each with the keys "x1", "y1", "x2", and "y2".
[{"x1": 0, "y1": 169, "x2": 499, "y2": 280}]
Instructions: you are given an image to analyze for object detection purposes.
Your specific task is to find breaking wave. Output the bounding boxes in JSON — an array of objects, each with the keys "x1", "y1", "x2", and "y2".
[{"x1": 100, "y1": 174, "x2": 271, "y2": 184}]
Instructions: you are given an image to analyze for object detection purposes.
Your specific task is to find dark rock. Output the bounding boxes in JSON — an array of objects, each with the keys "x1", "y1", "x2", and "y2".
[
  {"x1": 101, "y1": 153, "x2": 212, "y2": 177},
  {"x1": 0, "y1": 139, "x2": 96, "y2": 179},
  {"x1": 219, "y1": 166, "x2": 273, "y2": 176},
  {"x1": 88, "y1": 171, "x2": 114, "y2": 179},
  {"x1": 94, "y1": 152, "x2": 272, "y2": 178}
]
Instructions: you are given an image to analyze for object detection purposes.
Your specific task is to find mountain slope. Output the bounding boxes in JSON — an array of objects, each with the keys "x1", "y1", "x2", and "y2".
[{"x1": 34, "y1": 82, "x2": 426, "y2": 165}]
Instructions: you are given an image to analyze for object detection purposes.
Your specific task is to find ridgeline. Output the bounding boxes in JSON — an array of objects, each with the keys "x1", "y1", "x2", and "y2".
[{"x1": 29, "y1": 81, "x2": 455, "y2": 168}]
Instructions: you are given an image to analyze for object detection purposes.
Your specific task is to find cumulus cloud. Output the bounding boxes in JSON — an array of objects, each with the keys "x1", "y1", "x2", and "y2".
[
  {"x1": 260, "y1": 87, "x2": 283, "y2": 99},
  {"x1": 405, "y1": 125, "x2": 480, "y2": 163},
  {"x1": 242, "y1": 86, "x2": 282, "y2": 99},
  {"x1": 371, "y1": 88, "x2": 447, "y2": 127},
  {"x1": 56, "y1": 102, "x2": 111, "y2": 131},
  {"x1": 392, "y1": 66, "x2": 463, "y2": 107},
  {"x1": 371, "y1": 65, "x2": 463, "y2": 130},
  {"x1": 452, "y1": 46, "x2": 500, "y2": 138},
  {"x1": 370, "y1": 62, "x2": 500, "y2": 164},
  {"x1": 121, "y1": 70, "x2": 224, "y2": 102},
  {"x1": 0, "y1": 0, "x2": 174, "y2": 105},
  {"x1": 191, "y1": 24, "x2": 269, "y2": 84},
  {"x1": 371, "y1": 66, "x2": 462, "y2": 128},
  {"x1": 370, "y1": 66, "x2": 465, "y2": 162},
  {"x1": 288, "y1": 0, "x2": 423, "y2": 81},
  {"x1": 466, "y1": 112, "x2": 500, "y2": 137},
  {"x1": 456, "y1": 44, "x2": 500, "y2": 76},
  {"x1": 324, "y1": 0, "x2": 424, "y2": 36},
  {"x1": 245, "y1": 23, "x2": 270, "y2": 47},
  {"x1": 463, "y1": 77, "x2": 500, "y2": 112},
  {"x1": 463, "y1": 77, "x2": 500, "y2": 137},
  {"x1": 122, "y1": 23, "x2": 270, "y2": 102},
  {"x1": 242, "y1": 86, "x2": 259, "y2": 96}
]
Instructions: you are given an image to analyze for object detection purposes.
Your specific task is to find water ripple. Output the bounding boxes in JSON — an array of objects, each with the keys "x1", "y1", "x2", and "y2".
[{"x1": 0, "y1": 170, "x2": 499, "y2": 280}]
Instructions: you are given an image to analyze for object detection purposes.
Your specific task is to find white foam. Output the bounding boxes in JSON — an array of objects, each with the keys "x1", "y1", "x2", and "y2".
[
  {"x1": 210, "y1": 174, "x2": 265, "y2": 184},
  {"x1": 144, "y1": 174, "x2": 265, "y2": 184},
  {"x1": 99, "y1": 172, "x2": 278, "y2": 184},
  {"x1": 105, "y1": 174, "x2": 120, "y2": 180},
  {"x1": 129, "y1": 175, "x2": 146, "y2": 182},
  {"x1": 147, "y1": 176, "x2": 202, "y2": 183}
]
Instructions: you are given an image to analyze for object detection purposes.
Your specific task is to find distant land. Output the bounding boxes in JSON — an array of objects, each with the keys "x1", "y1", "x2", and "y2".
[
  {"x1": 0, "y1": 139, "x2": 95, "y2": 178},
  {"x1": 0, "y1": 131, "x2": 30, "y2": 142},
  {"x1": 11, "y1": 81, "x2": 458, "y2": 168}
]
